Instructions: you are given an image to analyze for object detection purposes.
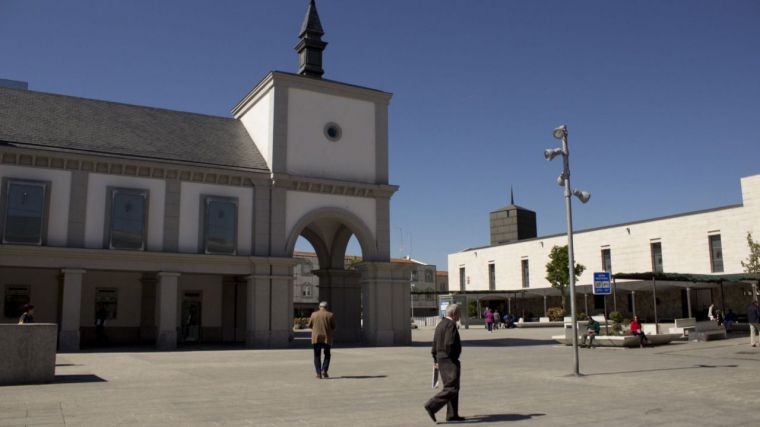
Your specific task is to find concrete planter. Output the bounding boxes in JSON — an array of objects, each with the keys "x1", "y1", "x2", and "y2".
[{"x1": 0, "y1": 323, "x2": 57, "y2": 386}]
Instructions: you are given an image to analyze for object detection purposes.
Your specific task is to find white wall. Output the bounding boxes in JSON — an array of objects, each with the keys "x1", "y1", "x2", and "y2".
[
  {"x1": 238, "y1": 87, "x2": 274, "y2": 171},
  {"x1": 0, "y1": 165, "x2": 71, "y2": 246},
  {"x1": 84, "y1": 173, "x2": 166, "y2": 251},
  {"x1": 286, "y1": 87, "x2": 376, "y2": 183},
  {"x1": 178, "y1": 182, "x2": 253, "y2": 255},
  {"x1": 285, "y1": 191, "x2": 376, "y2": 245},
  {"x1": 450, "y1": 175, "x2": 760, "y2": 292}
]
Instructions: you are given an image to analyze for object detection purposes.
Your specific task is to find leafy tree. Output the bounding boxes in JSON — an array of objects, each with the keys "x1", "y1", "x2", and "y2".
[
  {"x1": 545, "y1": 245, "x2": 586, "y2": 310},
  {"x1": 741, "y1": 232, "x2": 760, "y2": 274}
]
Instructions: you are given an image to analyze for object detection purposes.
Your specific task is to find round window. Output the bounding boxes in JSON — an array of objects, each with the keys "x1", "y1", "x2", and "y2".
[{"x1": 324, "y1": 122, "x2": 342, "y2": 141}]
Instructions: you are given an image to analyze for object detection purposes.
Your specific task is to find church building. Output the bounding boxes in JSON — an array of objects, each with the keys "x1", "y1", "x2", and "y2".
[{"x1": 0, "y1": 1, "x2": 412, "y2": 350}]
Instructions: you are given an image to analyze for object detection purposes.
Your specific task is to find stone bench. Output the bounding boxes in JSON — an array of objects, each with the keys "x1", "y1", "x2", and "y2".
[
  {"x1": 0, "y1": 323, "x2": 57, "y2": 386},
  {"x1": 551, "y1": 333, "x2": 680, "y2": 348},
  {"x1": 689, "y1": 321, "x2": 727, "y2": 342},
  {"x1": 669, "y1": 318, "x2": 697, "y2": 336}
]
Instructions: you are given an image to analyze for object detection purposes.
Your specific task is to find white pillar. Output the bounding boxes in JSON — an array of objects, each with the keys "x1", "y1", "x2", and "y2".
[
  {"x1": 358, "y1": 262, "x2": 411, "y2": 346},
  {"x1": 245, "y1": 263, "x2": 293, "y2": 348},
  {"x1": 59, "y1": 269, "x2": 86, "y2": 352},
  {"x1": 156, "y1": 272, "x2": 180, "y2": 350},
  {"x1": 686, "y1": 287, "x2": 693, "y2": 318}
]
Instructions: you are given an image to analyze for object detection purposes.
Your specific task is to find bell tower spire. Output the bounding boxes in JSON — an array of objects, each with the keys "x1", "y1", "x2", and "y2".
[{"x1": 295, "y1": 0, "x2": 328, "y2": 78}]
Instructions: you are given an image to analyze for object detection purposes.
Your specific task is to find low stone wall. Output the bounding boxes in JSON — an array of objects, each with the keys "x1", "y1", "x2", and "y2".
[{"x1": 0, "y1": 323, "x2": 57, "y2": 386}]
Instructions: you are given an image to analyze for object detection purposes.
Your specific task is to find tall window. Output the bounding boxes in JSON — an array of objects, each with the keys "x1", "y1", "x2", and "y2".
[
  {"x1": 709, "y1": 234, "x2": 724, "y2": 273},
  {"x1": 203, "y1": 196, "x2": 238, "y2": 254},
  {"x1": 108, "y1": 188, "x2": 148, "y2": 250},
  {"x1": 459, "y1": 267, "x2": 466, "y2": 291},
  {"x1": 521, "y1": 259, "x2": 530, "y2": 288},
  {"x1": 601, "y1": 248, "x2": 612, "y2": 272},
  {"x1": 651, "y1": 242, "x2": 663, "y2": 273},
  {"x1": 488, "y1": 263, "x2": 496, "y2": 291},
  {"x1": 2, "y1": 180, "x2": 48, "y2": 245}
]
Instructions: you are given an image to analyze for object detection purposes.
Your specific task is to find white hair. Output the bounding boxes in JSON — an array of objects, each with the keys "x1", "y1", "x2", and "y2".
[{"x1": 445, "y1": 303, "x2": 460, "y2": 318}]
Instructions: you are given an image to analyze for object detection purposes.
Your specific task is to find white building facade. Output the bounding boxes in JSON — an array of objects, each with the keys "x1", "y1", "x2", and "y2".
[
  {"x1": 0, "y1": 2, "x2": 412, "y2": 350},
  {"x1": 449, "y1": 175, "x2": 760, "y2": 321}
]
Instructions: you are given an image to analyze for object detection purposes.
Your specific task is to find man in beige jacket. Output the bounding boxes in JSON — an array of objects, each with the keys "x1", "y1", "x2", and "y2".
[{"x1": 309, "y1": 301, "x2": 336, "y2": 379}]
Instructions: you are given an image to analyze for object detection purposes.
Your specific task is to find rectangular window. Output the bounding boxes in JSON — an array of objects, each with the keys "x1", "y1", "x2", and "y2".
[
  {"x1": 521, "y1": 259, "x2": 530, "y2": 288},
  {"x1": 95, "y1": 288, "x2": 118, "y2": 320},
  {"x1": 2, "y1": 180, "x2": 48, "y2": 245},
  {"x1": 203, "y1": 196, "x2": 238, "y2": 254},
  {"x1": 410, "y1": 270, "x2": 418, "y2": 282},
  {"x1": 425, "y1": 270, "x2": 433, "y2": 283},
  {"x1": 601, "y1": 248, "x2": 612, "y2": 272},
  {"x1": 651, "y1": 242, "x2": 663, "y2": 273},
  {"x1": 459, "y1": 267, "x2": 466, "y2": 291},
  {"x1": 3, "y1": 285, "x2": 30, "y2": 318},
  {"x1": 709, "y1": 234, "x2": 724, "y2": 273},
  {"x1": 488, "y1": 263, "x2": 496, "y2": 291},
  {"x1": 108, "y1": 188, "x2": 148, "y2": 250}
]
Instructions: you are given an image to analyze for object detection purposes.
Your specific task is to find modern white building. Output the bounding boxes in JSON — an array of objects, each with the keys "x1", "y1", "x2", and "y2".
[
  {"x1": 0, "y1": 1, "x2": 412, "y2": 350},
  {"x1": 449, "y1": 175, "x2": 760, "y2": 321}
]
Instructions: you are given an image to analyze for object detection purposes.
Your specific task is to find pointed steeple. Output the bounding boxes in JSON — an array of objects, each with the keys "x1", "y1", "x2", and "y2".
[
  {"x1": 295, "y1": 0, "x2": 328, "y2": 78},
  {"x1": 510, "y1": 186, "x2": 515, "y2": 205}
]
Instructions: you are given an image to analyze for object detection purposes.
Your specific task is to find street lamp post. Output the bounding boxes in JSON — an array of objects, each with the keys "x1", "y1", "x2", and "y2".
[
  {"x1": 410, "y1": 275, "x2": 415, "y2": 319},
  {"x1": 545, "y1": 124, "x2": 591, "y2": 377}
]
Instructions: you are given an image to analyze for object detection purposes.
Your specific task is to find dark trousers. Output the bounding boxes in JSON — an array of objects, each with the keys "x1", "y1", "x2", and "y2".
[
  {"x1": 634, "y1": 331, "x2": 648, "y2": 346},
  {"x1": 425, "y1": 358, "x2": 460, "y2": 419},
  {"x1": 313, "y1": 343, "x2": 331, "y2": 374}
]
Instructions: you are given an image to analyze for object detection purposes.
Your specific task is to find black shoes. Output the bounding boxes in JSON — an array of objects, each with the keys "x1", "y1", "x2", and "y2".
[
  {"x1": 322, "y1": 371, "x2": 329, "y2": 378},
  {"x1": 447, "y1": 415, "x2": 465, "y2": 422},
  {"x1": 424, "y1": 405, "x2": 437, "y2": 423}
]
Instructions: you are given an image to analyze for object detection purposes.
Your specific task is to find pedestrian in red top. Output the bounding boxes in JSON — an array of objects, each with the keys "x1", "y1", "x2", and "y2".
[{"x1": 630, "y1": 315, "x2": 649, "y2": 348}]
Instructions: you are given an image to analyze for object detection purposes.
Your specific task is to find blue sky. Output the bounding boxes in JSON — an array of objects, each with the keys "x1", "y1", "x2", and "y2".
[{"x1": 2, "y1": 1, "x2": 759, "y2": 269}]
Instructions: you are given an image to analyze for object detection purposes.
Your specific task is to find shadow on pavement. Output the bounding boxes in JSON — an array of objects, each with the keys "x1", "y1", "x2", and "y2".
[
  {"x1": 444, "y1": 413, "x2": 546, "y2": 423},
  {"x1": 463, "y1": 338, "x2": 557, "y2": 348},
  {"x1": 54, "y1": 374, "x2": 106, "y2": 384},
  {"x1": 584, "y1": 364, "x2": 738, "y2": 377},
  {"x1": 328, "y1": 375, "x2": 387, "y2": 380}
]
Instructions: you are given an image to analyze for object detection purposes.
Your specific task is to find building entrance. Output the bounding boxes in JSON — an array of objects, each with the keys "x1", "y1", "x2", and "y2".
[{"x1": 182, "y1": 292, "x2": 202, "y2": 343}]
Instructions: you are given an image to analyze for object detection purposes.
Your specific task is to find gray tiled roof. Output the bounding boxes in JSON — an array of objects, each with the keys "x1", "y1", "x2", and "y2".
[{"x1": 0, "y1": 87, "x2": 269, "y2": 172}]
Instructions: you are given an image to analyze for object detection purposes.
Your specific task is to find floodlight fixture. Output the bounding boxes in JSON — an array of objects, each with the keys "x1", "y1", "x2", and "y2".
[
  {"x1": 573, "y1": 189, "x2": 591, "y2": 203},
  {"x1": 553, "y1": 124, "x2": 567, "y2": 140},
  {"x1": 544, "y1": 147, "x2": 563, "y2": 161}
]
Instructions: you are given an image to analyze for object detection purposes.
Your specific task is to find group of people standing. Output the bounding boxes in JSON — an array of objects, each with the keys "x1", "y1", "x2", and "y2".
[{"x1": 483, "y1": 308, "x2": 516, "y2": 332}]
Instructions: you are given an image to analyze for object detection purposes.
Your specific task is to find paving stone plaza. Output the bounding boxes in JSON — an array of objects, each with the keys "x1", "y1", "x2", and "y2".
[{"x1": 1, "y1": 327, "x2": 758, "y2": 426}]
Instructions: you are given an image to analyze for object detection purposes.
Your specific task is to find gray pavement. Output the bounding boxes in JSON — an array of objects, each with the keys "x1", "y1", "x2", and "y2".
[{"x1": 1, "y1": 327, "x2": 759, "y2": 426}]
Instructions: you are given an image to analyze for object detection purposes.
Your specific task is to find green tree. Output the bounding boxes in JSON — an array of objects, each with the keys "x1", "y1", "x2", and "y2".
[
  {"x1": 742, "y1": 232, "x2": 760, "y2": 274},
  {"x1": 545, "y1": 245, "x2": 586, "y2": 310}
]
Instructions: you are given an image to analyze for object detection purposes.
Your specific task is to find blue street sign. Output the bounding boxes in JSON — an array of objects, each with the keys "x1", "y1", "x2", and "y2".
[{"x1": 593, "y1": 272, "x2": 612, "y2": 295}]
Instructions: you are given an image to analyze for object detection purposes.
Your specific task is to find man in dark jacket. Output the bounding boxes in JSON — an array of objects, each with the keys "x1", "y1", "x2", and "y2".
[
  {"x1": 747, "y1": 300, "x2": 760, "y2": 347},
  {"x1": 424, "y1": 303, "x2": 464, "y2": 423}
]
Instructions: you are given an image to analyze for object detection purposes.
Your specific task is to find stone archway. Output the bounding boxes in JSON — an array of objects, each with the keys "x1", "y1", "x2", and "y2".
[{"x1": 286, "y1": 207, "x2": 378, "y2": 343}]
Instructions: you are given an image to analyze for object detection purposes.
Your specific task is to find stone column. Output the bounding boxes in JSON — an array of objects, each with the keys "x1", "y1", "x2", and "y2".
[
  {"x1": 245, "y1": 262, "x2": 293, "y2": 348},
  {"x1": 313, "y1": 269, "x2": 362, "y2": 343},
  {"x1": 139, "y1": 273, "x2": 157, "y2": 343},
  {"x1": 686, "y1": 287, "x2": 693, "y2": 318},
  {"x1": 543, "y1": 295, "x2": 548, "y2": 317},
  {"x1": 59, "y1": 269, "x2": 86, "y2": 352},
  {"x1": 358, "y1": 262, "x2": 411, "y2": 346},
  {"x1": 156, "y1": 272, "x2": 180, "y2": 350}
]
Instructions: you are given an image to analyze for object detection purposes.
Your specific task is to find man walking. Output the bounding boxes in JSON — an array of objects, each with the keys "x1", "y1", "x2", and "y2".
[
  {"x1": 747, "y1": 300, "x2": 760, "y2": 347},
  {"x1": 424, "y1": 303, "x2": 464, "y2": 423},
  {"x1": 309, "y1": 301, "x2": 336, "y2": 379}
]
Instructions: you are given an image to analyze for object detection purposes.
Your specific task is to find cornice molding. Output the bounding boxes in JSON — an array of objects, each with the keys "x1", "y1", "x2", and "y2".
[
  {"x1": 272, "y1": 173, "x2": 399, "y2": 199},
  {"x1": 0, "y1": 146, "x2": 272, "y2": 188},
  {"x1": 0, "y1": 244, "x2": 298, "y2": 275},
  {"x1": 232, "y1": 71, "x2": 393, "y2": 118}
]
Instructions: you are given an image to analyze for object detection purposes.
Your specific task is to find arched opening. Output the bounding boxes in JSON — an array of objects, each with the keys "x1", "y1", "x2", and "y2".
[{"x1": 287, "y1": 209, "x2": 375, "y2": 343}]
